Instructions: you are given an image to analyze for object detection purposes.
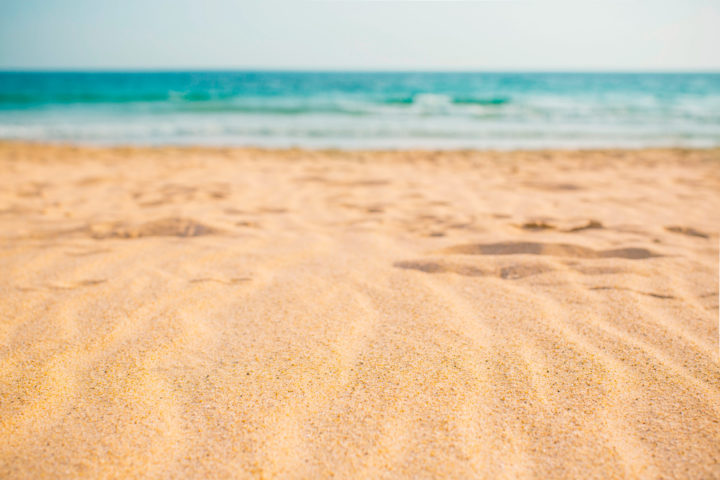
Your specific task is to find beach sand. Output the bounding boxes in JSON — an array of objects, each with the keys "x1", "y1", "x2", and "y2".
[{"x1": 0, "y1": 142, "x2": 718, "y2": 479}]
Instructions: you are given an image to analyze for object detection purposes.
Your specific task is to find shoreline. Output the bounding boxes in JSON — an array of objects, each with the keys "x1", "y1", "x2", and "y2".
[{"x1": 3, "y1": 138, "x2": 720, "y2": 157}]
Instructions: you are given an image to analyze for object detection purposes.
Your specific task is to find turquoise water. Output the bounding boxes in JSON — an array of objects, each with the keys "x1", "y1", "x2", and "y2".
[{"x1": 1, "y1": 71, "x2": 719, "y2": 149}]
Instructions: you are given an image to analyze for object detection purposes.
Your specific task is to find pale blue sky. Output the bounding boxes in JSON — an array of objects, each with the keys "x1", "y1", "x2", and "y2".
[{"x1": 1, "y1": 0, "x2": 718, "y2": 70}]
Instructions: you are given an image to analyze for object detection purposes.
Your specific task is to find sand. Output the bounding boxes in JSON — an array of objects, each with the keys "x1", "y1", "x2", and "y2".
[{"x1": 0, "y1": 142, "x2": 718, "y2": 479}]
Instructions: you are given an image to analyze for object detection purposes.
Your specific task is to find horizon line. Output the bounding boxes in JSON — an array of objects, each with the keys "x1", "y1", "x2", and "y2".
[{"x1": 2, "y1": 67, "x2": 720, "y2": 74}]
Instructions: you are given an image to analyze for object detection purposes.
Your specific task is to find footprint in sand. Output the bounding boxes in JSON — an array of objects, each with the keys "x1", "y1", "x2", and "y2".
[
  {"x1": 514, "y1": 219, "x2": 604, "y2": 232},
  {"x1": 394, "y1": 260, "x2": 554, "y2": 280},
  {"x1": 439, "y1": 241, "x2": 658, "y2": 260},
  {"x1": 87, "y1": 217, "x2": 222, "y2": 239}
]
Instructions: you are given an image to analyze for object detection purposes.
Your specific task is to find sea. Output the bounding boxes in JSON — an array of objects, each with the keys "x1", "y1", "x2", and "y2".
[{"x1": 1, "y1": 71, "x2": 719, "y2": 149}]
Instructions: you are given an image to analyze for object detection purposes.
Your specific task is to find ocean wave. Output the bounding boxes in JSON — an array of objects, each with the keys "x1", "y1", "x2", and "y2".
[
  {"x1": 1, "y1": 72, "x2": 719, "y2": 148},
  {"x1": 3, "y1": 89, "x2": 718, "y2": 123},
  {"x1": 384, "y1": 94, "x2": 510, "y2": 106},
  {"x1": 4, "y1": 92, "x2": 717, "y2": 123},
  {"x1": 0, "y1": 89, "x2": 512, "y2": 112}
]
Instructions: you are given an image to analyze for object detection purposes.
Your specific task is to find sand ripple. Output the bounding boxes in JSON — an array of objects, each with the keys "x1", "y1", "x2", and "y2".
[{"x1": 0, "y1": 143, "x2": 718, "y2": 479}]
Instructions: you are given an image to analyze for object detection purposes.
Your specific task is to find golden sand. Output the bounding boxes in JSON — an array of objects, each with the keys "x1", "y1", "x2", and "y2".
[{"x1": 0, "y1": 142, "x2": 718, "y2": 478}]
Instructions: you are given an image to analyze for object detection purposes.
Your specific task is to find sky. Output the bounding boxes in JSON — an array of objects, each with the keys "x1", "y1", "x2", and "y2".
[{"x1": 1, "y1": 0, "x2": 719, "y2": 71}]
